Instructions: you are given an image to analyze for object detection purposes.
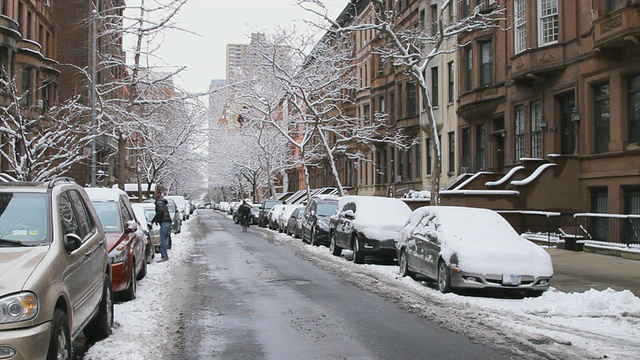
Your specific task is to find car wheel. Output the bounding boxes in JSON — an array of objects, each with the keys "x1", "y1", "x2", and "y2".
[
  {"x1": 83, "y1": 274, "x2": 114, "y2": 342},
  {"x1": 120, "y1": 263, "x2": 137, "y2": 301},
  {"x1": 437, "y1": 260, "x2": 452, "y2": 294},
  {"x1": 352, "y1": 236, "x2": 365, "y2": 264},
  {"x1": 330, "y1": 233, "x2": 342, "y2": 256},
  {"x1": 137, "y1": 256, "x2": 147, "y2": 281},
  {"x1": 47, "y1": 309, "x2": 71, "y2": 360},
  {"x1": 399, "y1": 250, "x2": 415, "y2": 279}
]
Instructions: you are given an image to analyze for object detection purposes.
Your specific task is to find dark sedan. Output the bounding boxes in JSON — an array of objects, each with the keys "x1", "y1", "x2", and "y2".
[
  {"x1": 301, "y1": 195, "x2": 339, "y2": 246},
  {"x1": 329, "y1": 195, "x2": 411, "y2": 263}
]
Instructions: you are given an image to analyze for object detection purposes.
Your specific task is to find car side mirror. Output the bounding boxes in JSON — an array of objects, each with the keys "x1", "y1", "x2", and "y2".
[
  {"x1": 126, "y1": 220, "x2": 138, "y2": 233},
  {"x1": 64, "y1": 233, "x2": 82, "y2": 252},
  {"x1": 343, "y1": 210, "x2": 355, "y2": 219}
]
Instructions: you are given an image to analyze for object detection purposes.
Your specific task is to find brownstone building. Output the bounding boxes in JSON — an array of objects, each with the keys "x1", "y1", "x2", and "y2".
[
  {"x1": 0, "y1": 0, "x2": 59, "y2": 175},
  {"x1": 445, "y1": 0, "x2": 640, "y2": 221},
  {"x1": 54, "y1": 0, "x2": 127, "y2": 186}
]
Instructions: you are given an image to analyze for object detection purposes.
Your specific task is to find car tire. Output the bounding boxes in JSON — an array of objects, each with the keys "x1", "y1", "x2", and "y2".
[
  {"x1": 330, "y1": 233, "x2": 342, "y2": 256},
  {"x1": 137, "y1": 257, "x2": 147, "y2": 281},
  {"x1": 437, "y1": 260, "x2": 452, "y2": 294},
  {"x1": 84, "y1": 274, "x2": 114, "y2": 342},
  {"x1": 352, "y1": 236, "x2": 365, "y2": 264},
  {"x1": 120, "y1": 263, "x2": 137, "y2": 301},
  {"x1": 399, "y1": 250, "x2": 415, "y2": 279},
  {"x1": 47, "y1": 309, "x2": 71, "y2": 360}
]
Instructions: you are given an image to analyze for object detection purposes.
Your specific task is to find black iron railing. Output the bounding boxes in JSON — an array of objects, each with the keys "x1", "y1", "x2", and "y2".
[{"x1": 573, "y1": 213, "x2": 640, "y2": 247}]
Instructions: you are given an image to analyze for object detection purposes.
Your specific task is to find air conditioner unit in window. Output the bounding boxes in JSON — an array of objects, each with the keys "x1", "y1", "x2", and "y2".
[{"x1": 395, "y1": 175, "x2": 403, "y2": 182}]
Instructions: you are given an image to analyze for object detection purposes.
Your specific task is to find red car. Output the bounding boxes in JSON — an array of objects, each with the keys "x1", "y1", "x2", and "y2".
[{"x1": 85, "y1": 187, "x2": 147, "y2": 301}]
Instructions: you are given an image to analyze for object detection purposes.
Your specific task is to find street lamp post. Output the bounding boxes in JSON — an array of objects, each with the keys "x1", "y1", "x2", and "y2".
[{"x1": 90, "y1": 9, "x2": 98, "y2": 187}]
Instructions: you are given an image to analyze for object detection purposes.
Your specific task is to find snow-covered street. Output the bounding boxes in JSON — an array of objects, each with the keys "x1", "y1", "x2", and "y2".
[{"x1": 84, "y1": 211, "x2": 640, "y2": 359}]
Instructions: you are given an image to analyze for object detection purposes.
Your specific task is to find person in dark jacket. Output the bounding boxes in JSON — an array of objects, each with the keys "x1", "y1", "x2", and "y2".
[
  {"x1": 152, "y1": 189, "x2": 172, "y2": 262},
  {"x1": 238, "y1": 200, "x2": 252, "y2": 228}
]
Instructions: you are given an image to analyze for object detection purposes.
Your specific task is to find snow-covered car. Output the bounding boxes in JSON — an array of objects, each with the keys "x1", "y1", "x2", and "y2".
[
  {"x1": 396, "y1": 206, "x2": 554, "y2": 296},
  {"x1": 329, "y1": 195, "x2": 412, "y2": 263},
  {"x1": 286, "y1": 206, "x2": 306, "y2": 238},
  {"x1": 268, "y1": 204, "x2": 287, "y2": 231},
  {"x1": 277, "y1": 204, "x2": 302, "y2": 232}
]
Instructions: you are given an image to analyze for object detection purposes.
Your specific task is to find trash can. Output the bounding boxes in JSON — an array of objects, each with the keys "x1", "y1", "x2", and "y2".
[{"x1": 562, "y1": 235, "x2": 584, "y2": 251}]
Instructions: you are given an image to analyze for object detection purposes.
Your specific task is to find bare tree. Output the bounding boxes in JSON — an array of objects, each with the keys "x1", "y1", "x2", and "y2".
[
  {"x1": 238, "y1": 28, "x2": 413, "y2": 201},
  {"x1": 0, "y1": 75, "x2": 94, "y2": 181},
  {"x1": 301, "y1": 0, "x2": 506, "y2": 204}
]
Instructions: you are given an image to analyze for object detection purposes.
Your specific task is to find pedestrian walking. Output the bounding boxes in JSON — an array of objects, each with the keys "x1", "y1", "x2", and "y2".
[{"x1": 152, "y1": 188, "x2": 172, "y2": 262}]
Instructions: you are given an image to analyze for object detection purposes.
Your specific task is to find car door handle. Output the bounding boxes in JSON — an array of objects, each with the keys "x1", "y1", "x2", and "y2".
[{"x1": 85, "y1": 249, "x2": 92, "y2": 256}]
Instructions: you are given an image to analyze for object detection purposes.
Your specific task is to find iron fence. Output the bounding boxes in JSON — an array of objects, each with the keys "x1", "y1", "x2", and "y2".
[
  {"x1": 497, "y1": 211, "x2": 640, "y2": 248},
  {"x1": 573, "y1": 213, "x2": 640, "y2": 247}
]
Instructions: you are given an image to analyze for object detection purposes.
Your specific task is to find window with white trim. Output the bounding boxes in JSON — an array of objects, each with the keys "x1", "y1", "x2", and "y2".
[
  {"x1": 514, "y1": 0, "x2": 526, "y2": 54},
  {"x1": 530, "y1": 101, "x2": 543, "y2": 158},
  {"x1": 538, "y1": 0, "x2": 558, "y2": 46}
]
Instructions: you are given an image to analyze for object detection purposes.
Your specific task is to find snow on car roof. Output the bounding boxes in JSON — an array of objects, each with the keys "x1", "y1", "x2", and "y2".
[
  {"x1": 84, "y1": 187, "x2": 128, "y2": 201},
  {"x1": 338, "y1": 195, "x2": 412, "y2": 240}
]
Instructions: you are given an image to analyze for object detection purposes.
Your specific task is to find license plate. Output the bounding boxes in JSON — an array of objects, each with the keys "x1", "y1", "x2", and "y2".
[{"x1": 502, "y1": 274, "x2": 521, "y2": 285}]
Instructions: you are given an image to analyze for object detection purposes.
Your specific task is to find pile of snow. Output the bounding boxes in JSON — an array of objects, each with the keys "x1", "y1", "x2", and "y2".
[{"x1": 84, "y1": 218, "x2": 196, "y2": 359}]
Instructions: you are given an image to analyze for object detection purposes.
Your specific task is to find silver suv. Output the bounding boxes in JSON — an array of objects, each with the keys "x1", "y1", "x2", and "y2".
[{"x1": 0, "y1": 175, "x2": 113, "y2": 359}]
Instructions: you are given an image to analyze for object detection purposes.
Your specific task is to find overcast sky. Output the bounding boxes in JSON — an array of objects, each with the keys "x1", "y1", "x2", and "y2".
[{"x1": 146, "y1": 0, "x2": 347, "y2": 94}]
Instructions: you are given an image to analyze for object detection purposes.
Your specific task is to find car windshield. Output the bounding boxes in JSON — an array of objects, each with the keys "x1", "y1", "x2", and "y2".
[
  {"x1": 91, "y1": 202, "x2": 122, "y2": 233},
  {"x1": 0, "y1": 192, "x2": 49, "y2": 244},
  {"x1": 264, "y1": 200, "x2": 280, "y2": 209},
  {"x1": 317, "y1": 202, "x2": 338, "y2": 216}
]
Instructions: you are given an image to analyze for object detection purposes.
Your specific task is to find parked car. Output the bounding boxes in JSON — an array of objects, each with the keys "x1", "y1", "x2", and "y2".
[
  {"x1": 250, "y1": 203, "x2": 262, "y2": 224},
  {"x1": 286, "y1": 205, "x2": 306, "y2": 238},
  {"x1": 167, "y1": 195, "x2": 189, "y2": 220},
  {"x1": 228, "y1": 201, "x2": 240, "y2": 216},
  {"x1": 233, "y1": 202, "x2": 262, "y2": 224},
  {"x1": 258, "y1": 199, "x2": 284, "y2": 227},
  {"x1": 277, "y1": 204, "x2": 302, "y2": 233},
  {"x1": 131, "y1": 202, "x2": 158, "y2": 263},
  {"x1": 85, "y1": 187, "x2": 147, "y2": 301},
  {"x1": 143, "y1": 198, "x2": 177, "y2": 246},
  {"x1": 0, "y1": 176, "x2": 113, "y2": 359},
  {"x1": 267, "y1": 204, "x2": 287, "y2": 231},
  {"x1": 301, "y1": 195, "x2": 339, "y2": 246},
  {"x1": 330, "y1": 195, "x2": 411, "y2": 264},
  {"x1": 396, "y1": 206, "x2": 554, "y2": 296}
]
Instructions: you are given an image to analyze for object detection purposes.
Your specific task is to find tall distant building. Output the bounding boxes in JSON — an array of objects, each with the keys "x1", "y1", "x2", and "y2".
[{"x1": 225, "y1": 32, "x2": 266, "y2": 82}]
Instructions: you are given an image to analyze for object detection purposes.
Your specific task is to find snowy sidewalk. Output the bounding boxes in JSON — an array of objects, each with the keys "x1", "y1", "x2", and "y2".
[{"x1": 547, "y1": 248, "x2": 640, "y2": 296}]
